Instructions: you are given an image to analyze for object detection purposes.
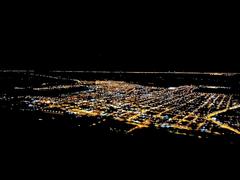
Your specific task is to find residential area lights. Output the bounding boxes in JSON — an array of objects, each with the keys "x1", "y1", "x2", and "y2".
[{"x1": 20, "y1": 80, "x2": 240, "y2": 136}]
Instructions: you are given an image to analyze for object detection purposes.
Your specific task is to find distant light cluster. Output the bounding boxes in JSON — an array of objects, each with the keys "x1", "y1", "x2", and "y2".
[{"x1": 18, "y1": 80, "x2": 240, "y2": 136}]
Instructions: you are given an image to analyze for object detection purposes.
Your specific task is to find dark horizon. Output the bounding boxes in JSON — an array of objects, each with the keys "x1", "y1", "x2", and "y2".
[
  {"x1": 1, "y1": 29, "x2": 238, "y2": 72},
  {"x1": 1, "y1": 6, "x2": 239, "y2": 73}
]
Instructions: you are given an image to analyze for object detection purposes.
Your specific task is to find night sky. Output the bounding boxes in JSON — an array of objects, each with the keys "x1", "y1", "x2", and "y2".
[{"x1": 1, "y1": 5, "x2": 239, "y2": 72}]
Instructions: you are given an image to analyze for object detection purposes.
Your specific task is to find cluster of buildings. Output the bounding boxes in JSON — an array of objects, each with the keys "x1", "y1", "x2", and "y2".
[{"x1": 20, "y1": 80, "x2": 240, "y2": 136}]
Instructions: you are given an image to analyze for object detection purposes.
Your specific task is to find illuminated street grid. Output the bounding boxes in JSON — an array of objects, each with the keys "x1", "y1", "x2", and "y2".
[{"x1": 21, "y1": 80, "x2": 240, "y2": 136}]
